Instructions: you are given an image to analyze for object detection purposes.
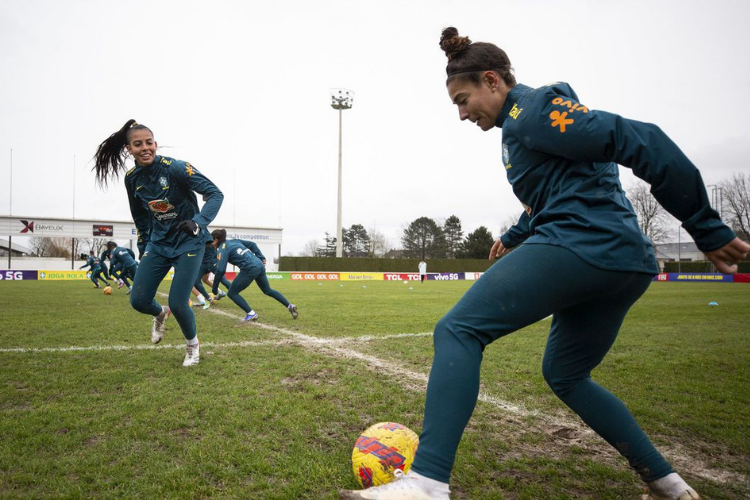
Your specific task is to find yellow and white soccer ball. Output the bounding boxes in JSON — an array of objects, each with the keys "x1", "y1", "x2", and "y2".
[
  {"x1": 351, "y1": 422, "x2": 419, "y2": 488},
  {"x1": 102, "y1": 286, "x2": 113, "y2": 295}
]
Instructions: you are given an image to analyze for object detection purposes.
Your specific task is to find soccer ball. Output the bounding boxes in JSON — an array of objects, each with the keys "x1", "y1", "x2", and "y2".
[
  {"x1": 103, "y1": 286, "x2": 113, "y2": 295},
  {"x1": 351, "y1": 422, "x2": 419, "y2": 488}
]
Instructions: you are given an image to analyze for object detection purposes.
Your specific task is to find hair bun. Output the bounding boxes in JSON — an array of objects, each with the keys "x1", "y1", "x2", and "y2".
[{"x1": 440, "y1": 27, "x2": 472, "y2": 61}]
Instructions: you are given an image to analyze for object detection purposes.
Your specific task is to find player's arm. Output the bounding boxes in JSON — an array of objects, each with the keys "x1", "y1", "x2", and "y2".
[
  {"x1": 521, "y1": 91, "x2": 736, "y2": 253},
  {"x1": 239, "y1": 240, "x2": 266, "y2": 262},
  {"x1": 177, "y1": 162, "x2": 223, "y2": 229},
  {"x1": 125, "y1": 179, "x2": 151, "y2": 257},
  {"x1": 211, "y1": 251, "x2": 228, "y2": 295},
  {"x1": 499, "y1": 211, "x2": 531, "y2": 251}
]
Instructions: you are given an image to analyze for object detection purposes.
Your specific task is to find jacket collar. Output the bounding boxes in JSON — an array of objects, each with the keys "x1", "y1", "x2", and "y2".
[{"x1": 495, "y1": 83, "x2": 531, "y2": 129}]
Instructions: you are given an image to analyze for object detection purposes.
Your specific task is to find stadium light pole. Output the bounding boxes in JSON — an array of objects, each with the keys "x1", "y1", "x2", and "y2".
[
  {"x1": 7, "y1": 149, "x2": 11, "y2": 269},
  {"x1": 330, "y1": 89, "x2": 354, "y2": 258}
]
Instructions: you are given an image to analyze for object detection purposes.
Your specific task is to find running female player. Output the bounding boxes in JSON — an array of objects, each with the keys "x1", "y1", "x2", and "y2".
[
  {"x1": 80, "y1": 251, "x2": 110, "y2": 289},
  {"x1": 210, "y1": 229, "x2": 297, "y2": 321},
  {"x1": 94, "y1": 120, "x2": 223, "y2": 367},
  {"x1": 341, "y1": 27, "x2": 749, "y2": 500}
]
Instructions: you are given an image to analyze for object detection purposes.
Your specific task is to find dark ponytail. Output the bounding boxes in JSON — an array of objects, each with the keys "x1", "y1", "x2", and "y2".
[
  {"x1": 93, "y1": 119, "x2": 153, "y2": 187},
  {"x1": 439, "y1": 27, "x2": 516, "y2": 88}
]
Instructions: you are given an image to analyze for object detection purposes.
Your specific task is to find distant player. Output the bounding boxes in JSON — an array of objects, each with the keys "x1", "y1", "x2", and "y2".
[
  {"x1": 99, "y1": 248, "x2": 114, "y2": 282},
  {"x1": 106, "y1": 242, "x2": 138, "y2": 295},
  {"x1": 418, "y1": 260, "x2": 427, "y2": 283},
  {"x1": 210, "y1": 229, "x2": 297, "y2": 321},
  {"x1": 192, "y1": 241, "x2": 230, "y2": 310},
  {"x1": 93, "y1": 119, "x2": 223, "y2": 367},
  {"x1": 80, "y1": 251, "x2": 110, "y2": 289}
]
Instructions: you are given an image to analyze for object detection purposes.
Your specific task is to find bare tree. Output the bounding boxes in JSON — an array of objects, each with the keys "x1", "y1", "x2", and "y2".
[
  {"x1": 719, "y1": 173, "x2": 750, "y2": 242},
  {"x1": 367, "y1": 227, "x2": 391, "y2": 258},
  {"x1": 301, "y1": 240, "x2": 319, "y2": 257},
  {"x1": 29, "y1": 237, "x2": 73, "y2": 258},
  {"x1": 626, "y1": 181, "x2": 672, "y2": 243}
]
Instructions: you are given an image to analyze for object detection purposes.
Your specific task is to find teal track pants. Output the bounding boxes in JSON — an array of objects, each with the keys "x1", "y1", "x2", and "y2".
[
  {"x1": 411, "y1": 244, "x2": 672, "y2": 483},
  {"x1": 129, "y1": 247, "x2": 204, "y2": 341},
  {"x1": 227, "y1": 269, "x2": 290, "y2": 314},
  {"x1": 90, "y1": 268, "x2": 108, "y2": 287}
]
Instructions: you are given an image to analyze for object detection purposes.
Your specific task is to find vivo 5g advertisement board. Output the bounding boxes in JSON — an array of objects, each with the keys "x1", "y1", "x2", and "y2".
[{"x1": 0, "y1": 270, "x2": 38, "y2": 280}]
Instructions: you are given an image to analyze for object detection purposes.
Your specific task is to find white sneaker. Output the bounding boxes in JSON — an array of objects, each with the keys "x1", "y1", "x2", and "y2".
[
  {"x1": 202, "y1": 300, "x2": 211, "y2": 310},
  {"x1": 244, "y1": 311, "x2": 259, "y2": 322},
  {"x1": 340, "y1": 470, "x2": 450, "y2": 500},
  {"x1": 642, "y1": 473, "x2": 701, "y2": 499},
  {"x1": 288, "y1": 304, "x2": 298, "y2": 319},
  {"x1": 183, "y1": 342, "x2": 200, "y2": 367},
  {"x1": 151, "y1": 306, "x2": 170, "y2": 344},
  {"x1": 641, "y1": 489, "x2": 700, "y2": 500}
]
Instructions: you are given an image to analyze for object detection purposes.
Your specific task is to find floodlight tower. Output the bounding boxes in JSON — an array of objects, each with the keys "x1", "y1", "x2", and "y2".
[{"x1": 330, "y1": 89, "x2": 354, "y2": 258}]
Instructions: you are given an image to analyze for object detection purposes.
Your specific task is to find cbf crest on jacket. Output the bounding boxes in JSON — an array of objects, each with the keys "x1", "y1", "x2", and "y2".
[
  {"x1": 124, "y1": 156, "x2": 223, "y2": 258},
  {"x1": 497, "y1": 82, "x2": 735, "y2": 273}
]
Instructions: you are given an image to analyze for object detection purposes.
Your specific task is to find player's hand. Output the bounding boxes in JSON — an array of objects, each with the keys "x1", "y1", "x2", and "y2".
[
  {"x1": 177, "y1": 220, "x2": 200, "y2": 237},
  {"x1": 489, "y1": 239, "x2": 510, "y2": 260},
  {"x1": 262, "y1": 259, "x2": 267, "y2": 266},
  {"x1": 705, "y1": 237, "x2": 750, "y2": 274}
]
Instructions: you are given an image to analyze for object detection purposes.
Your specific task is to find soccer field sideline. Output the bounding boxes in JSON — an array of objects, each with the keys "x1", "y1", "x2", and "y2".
[{"x1": 2, "y1": 289, "x2": 744, "y2": 490}]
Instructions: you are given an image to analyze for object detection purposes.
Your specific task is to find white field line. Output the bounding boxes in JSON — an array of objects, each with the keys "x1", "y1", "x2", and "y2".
[
  {"x1": 0, "y1": 339, "x2": 293, "y2": 354},
  {"x1": 202, "y1": 302, "x2": 550, "y2": 421}
]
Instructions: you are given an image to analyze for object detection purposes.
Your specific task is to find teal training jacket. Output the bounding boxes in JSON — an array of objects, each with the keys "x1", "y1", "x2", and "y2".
[{"x1": 497, "y1": 82, "x2": 735, "y2": 273}]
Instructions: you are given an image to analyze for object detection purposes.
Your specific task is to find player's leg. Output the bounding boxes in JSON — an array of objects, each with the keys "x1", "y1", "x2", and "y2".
[
  {"x1": 220, "y1": 275, "x2": 232, "y2": 289},
  {"x1": 88, "y1": 269, "x2": 99, "y2": 288},
  {"x1": 193, "y1": 275, "x2": 211, "y2": 302},
  {"x1": 167, "y1": 248, "x2": 204, "y2": 340},
  {"x1": 226, "y1": 270, "x2": 257, "y2": 319},
  {"x1": 411, "y1": 244, "x2": 641, "y2": 484},
  {"x1": 255, "y1": 270, "x2": 298, "y2": 318},
  {"x1": 254, "y1": 270, "x2": 289, "y2": 306},
  {"x1": 130, "y1": 251, "x2": 172, "y2": 316},
  {"x1": 542, "y1": 275, "x2": 697, "y2": 497},
  {"x1": 166, "y1": 247, "x2": 205, "y2": 366}
]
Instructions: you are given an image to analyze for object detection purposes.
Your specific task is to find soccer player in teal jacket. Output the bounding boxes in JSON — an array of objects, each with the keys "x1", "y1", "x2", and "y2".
[
  {"x1": 80, "y1": 251, "x2": 110, "y2": 288},
  {"x1": 192, "y1": 241, "x2": 231, "y2": 309},
  {"x1": 94, "y1": 120, "x2": 223, "y2": 367},
  {"x1": 106, "y1": 242, "x2": 138, "y2": 295},
  {"x1": 98, "y1": 249, "x2": 113, "y2": 281},
  {"x1": 341, "y1": 28, "x2": 749, "y2": 500},
  {"x1": 210, "y1": 229, "x2": 297, "y2": 322}
]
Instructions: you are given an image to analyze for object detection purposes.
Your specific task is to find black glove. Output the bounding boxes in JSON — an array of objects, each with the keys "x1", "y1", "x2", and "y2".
[{"x1": 177, "y1": 220, "x2": 200, "y2": 237}]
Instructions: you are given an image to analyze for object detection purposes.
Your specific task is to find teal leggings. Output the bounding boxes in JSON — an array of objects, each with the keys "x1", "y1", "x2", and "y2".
[
  {"x1": 411, "y1": 244, "x2": 672, "y2": 483},
  {"x1": 89, "y1": 267, "x2": 108, "y2": 287},
  {"x1": 228, "y1": 269, "x2": 290, "y2": 314},
  {"x1": 129, "y1": 247, "x2": 204, "y2": 341}
]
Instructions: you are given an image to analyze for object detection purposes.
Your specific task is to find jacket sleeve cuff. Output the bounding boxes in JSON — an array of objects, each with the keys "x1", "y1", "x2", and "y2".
[{"x1": 682, "y1": 205, "x2": 736, "y2": 252}]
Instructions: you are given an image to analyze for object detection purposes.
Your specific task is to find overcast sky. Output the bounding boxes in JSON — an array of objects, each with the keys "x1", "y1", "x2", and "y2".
[{"x1": 1, "y1": 0, "x2": 749, "y2": 256}]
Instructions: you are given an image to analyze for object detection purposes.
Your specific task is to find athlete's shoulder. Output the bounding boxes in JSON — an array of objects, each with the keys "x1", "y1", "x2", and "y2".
[{"x1": 535, "y1": 81, "x2": 579, "y2": 101}]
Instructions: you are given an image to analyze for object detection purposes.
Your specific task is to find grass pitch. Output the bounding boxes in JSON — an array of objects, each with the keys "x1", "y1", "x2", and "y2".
[{"x1": 0, "y1": 279, "x2": 748, "y2": 499}]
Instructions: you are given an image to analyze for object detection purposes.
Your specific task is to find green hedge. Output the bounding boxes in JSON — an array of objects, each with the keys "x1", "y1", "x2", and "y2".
[
  {"x1": 663, "y1": 261, "x2": 750, "y2": 273},
  {"x1": 279, "y1": 257, "x2": 496, "y2": 273}
]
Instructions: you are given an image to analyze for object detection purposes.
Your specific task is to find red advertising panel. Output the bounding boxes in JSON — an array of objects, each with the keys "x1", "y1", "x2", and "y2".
[
  {"x1": 290, "y1": 272, "x2": 341, "y2": 281},
  {"x1": 383, "y1": 273, "x2": 421, "y2": 281}
]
